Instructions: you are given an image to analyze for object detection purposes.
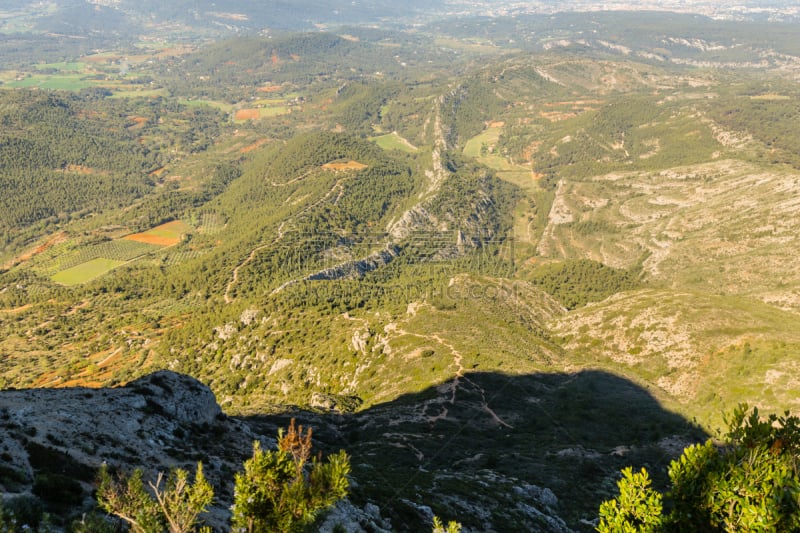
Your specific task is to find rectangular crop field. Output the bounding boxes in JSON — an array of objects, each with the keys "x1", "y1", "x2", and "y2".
[
  {"x1": 124, "y1": 220, "x2": 190, "y2": 246},
  {"x1": 52, "y1": 258, "x2": 127, "y2": 286},
  {"x1": 234, "y1": 107, "x2": 291, "y2": 121},
  {"x1": 259, "y1": 106, "x2": 291, "y2": 117},
  {"x1": 34, "y1": 62, "x2": 88, "y2": 72}
]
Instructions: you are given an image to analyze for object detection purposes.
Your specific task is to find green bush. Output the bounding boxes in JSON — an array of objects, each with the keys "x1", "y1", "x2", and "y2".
[
  {"x1": 598, "y1": 404, "x2": 800, "y2": 532},
  {"x1": 598, "y1": 468, "x2": 662, "y2": 533},
  {"x1": 97, "y1": 462, "x2": 212, "y2": 533},
  {"x1": 231, "y1": 419, "x2": 350, "y2": 533}
]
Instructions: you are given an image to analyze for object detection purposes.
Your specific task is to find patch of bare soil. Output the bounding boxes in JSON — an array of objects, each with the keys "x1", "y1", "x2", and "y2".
[
  {"x1": 234, "y1": 109, "x2": 260, "y2": 120},
  {"x1": 321, "y1": 160, "x2": 368, "y2": 171}
]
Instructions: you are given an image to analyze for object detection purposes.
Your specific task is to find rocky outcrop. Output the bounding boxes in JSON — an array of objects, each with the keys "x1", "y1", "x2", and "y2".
[
  {"x1": 0, "y1": 371, "x2": 258, "y2": 529},
  {"x1": 127, "y1": 371, "x2": 222, "y2": 426},
  {"x1": 305, "y1": 245, "x2": 400, "y2": 281},
  {"x1": 316, "y1": 499, "x2": 393, "y2": 533}
]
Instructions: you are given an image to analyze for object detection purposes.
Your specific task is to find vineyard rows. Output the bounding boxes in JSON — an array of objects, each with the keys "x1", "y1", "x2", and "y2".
[{"x1": 43, "y1": 240, "x2": 163, "y2": 275}]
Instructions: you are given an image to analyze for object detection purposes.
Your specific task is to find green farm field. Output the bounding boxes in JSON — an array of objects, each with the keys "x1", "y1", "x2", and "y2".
[
  {"x1": 463, "y1": 126, "x2": 503, "y2": 158},
  {"x1": 464, "y1": 126, "x2": 531, "y2": 171},
  {"x1": 371, "y1": 131, "x2": 418, "y2": 153},
  {"x1": 234, "y1": 106, "x2": 291, "y2": 121},
  {"x1": 34, "y1": 62, "x2": 88, "y2": 72},
  {"x1": 51, "y1": 258, "x2": 127, "y2": 285}
]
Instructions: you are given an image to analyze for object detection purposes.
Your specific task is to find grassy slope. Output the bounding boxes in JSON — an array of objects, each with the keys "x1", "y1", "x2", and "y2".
[
  {"x1": 536, "y1": 159, "x2": 800, "y2": 307},
  {"x1": 550, "y1": 289, "x2": 800, "y2": 429},
  {"x1": 440, "y1": 55, "x2": 800, "y2": 437}
]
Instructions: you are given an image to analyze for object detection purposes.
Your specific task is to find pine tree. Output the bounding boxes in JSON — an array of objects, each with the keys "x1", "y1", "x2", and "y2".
[
  {"x1": 96, "y1": 466, "x2": 163, "y2": 533},
  {"x1": 231, "y1": 419, "x2": 350, "y2": 533}
]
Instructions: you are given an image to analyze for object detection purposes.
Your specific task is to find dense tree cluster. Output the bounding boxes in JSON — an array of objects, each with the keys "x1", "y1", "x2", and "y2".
[
  {"x1": 528, "y1": 259, "x2": 641, "y2": 309},
  {"x1": 0, "y1": 91, "x2": 156, "y2": 232}
]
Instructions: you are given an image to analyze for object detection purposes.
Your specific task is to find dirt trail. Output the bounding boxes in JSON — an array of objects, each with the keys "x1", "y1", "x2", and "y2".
[
  {"x1": 271, "y1": 168, "x2": 314, "y2": 187},
  {"x1": 430, "y1": 333, "x2": 513, "y2": 428},
  {"x1": 383, "y1": 325, "x2": 513, "y2": 428},
  {"x1": 96, "y1": 347, "x2": 124, "y2": 367},
  {"x1": 0, "y1": 304, "x2": 32, "y2": 314},
  {"x1": 429, "y1": 333, "x2": 464, "y2": 405},
  {"x1": 224, "y1": 222, "x2": 286, "y2": 303},
  {"x1": 383, "y1": 433, "x2": 426, "y2": 461}
]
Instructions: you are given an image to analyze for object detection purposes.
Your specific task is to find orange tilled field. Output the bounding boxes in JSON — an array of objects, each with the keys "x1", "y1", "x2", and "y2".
[
  {"x1": 123, "y1": 234, "x2": 178, "y2": 246},
  {"x1": 123, "y1": 220, "x2": 187, "y2": 246},
  {"x1": 234, "y1": 109, "x2": 260, "y2": 120}
]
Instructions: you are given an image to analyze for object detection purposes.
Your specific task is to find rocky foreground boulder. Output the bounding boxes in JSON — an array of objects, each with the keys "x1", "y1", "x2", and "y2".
[{"x1": 0, "y1": 371, "x2": 260, "y2": 529}]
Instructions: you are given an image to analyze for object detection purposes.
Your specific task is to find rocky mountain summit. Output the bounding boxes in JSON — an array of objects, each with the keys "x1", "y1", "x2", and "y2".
[{"x1": 0, "y1": 371, "x2": 260, "y2": 528}]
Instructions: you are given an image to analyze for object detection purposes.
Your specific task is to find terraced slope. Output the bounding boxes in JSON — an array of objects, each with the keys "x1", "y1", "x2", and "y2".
[{"x1": 537, "y1": 160, "x2": 800, "y2": 311}]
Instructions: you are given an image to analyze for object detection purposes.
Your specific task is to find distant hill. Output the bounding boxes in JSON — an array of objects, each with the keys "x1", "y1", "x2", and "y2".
[{"x1": 10, "y1": 0, "x2": 447, "y2": 38}]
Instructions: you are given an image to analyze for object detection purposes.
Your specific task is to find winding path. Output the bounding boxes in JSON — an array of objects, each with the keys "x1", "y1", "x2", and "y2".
[{"x1": 224, "y1": 222, "x2": 286, "y2": 303}]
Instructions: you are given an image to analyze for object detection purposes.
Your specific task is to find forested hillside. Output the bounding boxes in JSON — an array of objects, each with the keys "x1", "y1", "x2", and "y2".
[
  {"x1": 0, "y1": 90, "x2": 224, "y2": 253},
  {"x1": 0, "y1": 91, "x2": 155, "y2": 230}
]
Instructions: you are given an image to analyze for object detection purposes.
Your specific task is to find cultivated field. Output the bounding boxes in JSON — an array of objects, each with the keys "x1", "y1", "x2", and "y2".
[
  {"x1": 124, "y1": 220, "x2": 190, "y2": 246},
  {"x1": 321, "y1": 160, "x2": 368, "y2": 171},
  {"x1": 51, "y1": 258, "x2": 127, "y2": 285},
  {"x1": 234, "y1": 106, "x2": 291, "y2": 121}
]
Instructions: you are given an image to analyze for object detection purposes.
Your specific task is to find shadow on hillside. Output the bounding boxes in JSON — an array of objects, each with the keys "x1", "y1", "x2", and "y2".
[
  {"x1": 242, "y1": 370, "x2": 708, "y2": 532},
  {"x1": 0, "y1": 369, "x2": 706, "y2": 531}
]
